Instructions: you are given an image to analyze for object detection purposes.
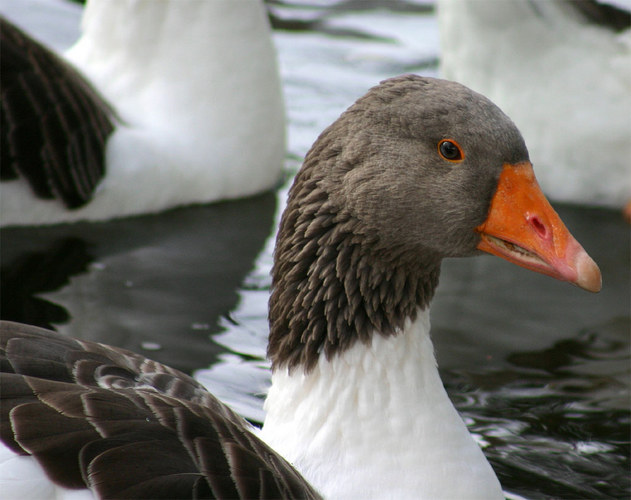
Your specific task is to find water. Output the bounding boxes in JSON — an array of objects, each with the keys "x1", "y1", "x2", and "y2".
[{"x1": 1, "y1": 1, "x2": 629, "y2": 498}]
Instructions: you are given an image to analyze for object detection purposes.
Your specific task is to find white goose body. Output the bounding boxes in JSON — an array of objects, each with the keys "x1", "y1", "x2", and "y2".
[
  {"x1": 0, "y1": 76, "x2": 602, "y2": 499},
  {"x1": 262, "y1": 309, "x2": 501, "y2": 499},
  {"x1": 439, "y1": 0, "x2": 631, "y2": 208},
  {"x1": 1, "y1": 0, "x2": 285, "y2": 226}
]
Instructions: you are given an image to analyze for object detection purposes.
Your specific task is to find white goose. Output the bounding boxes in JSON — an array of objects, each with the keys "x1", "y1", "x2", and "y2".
[
  {"x1": 438, "y1": 0, "x2": 631, "y2": 211},
  {"x1": 0, "y1": 0, "x2": 285, "y2": 226},
  {"x1": 0, "y1": 75, "x2": 601, "y2": 499}
]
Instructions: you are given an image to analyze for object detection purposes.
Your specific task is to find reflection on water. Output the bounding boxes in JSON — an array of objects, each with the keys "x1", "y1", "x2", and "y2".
[
  {"x1": 2, "y1": 193, "x2": 278, "y2": 373},
  {"x1": 2, "y1": 237, "x2": 93, "y2": 327},
  {"x1": 1, "y1": 1, "x2": 630, "y2": 498},
  {"x1": 451, "y1": 317, "x2": 630, "y2": 499}
]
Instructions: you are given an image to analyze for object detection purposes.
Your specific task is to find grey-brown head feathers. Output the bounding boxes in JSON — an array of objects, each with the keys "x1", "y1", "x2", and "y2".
[{"x1": 268, "y1": 75, "x2": 529, "y2": 372}]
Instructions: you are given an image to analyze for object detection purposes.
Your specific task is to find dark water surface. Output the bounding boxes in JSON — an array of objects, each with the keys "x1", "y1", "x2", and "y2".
[{"x1": 1, "y1": 1, "x2": 629, "y2": 499}]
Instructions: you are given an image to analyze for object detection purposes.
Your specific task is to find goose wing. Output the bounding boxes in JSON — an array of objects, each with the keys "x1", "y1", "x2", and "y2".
[
  {"x1": 0, "y1": 17, "x2": 114, "y2": 208},
  {"x1": 0, "y1": 321, "x2": 321, "y2": 499}
]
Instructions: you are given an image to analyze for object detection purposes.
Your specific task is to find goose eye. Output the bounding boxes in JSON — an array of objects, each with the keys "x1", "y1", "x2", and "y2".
[{"x1": 438, "y1": 139, "x2": 464, "y2": 162}]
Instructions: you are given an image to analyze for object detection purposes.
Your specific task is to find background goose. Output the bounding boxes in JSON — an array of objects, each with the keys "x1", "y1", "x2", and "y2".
[
  {"x1": 0, "y1": 0, "x2": 285, "y2": 226},
  {"x1": 438, "y1": 0, "x2": 631, "y2": 212},
  {"x1": 0, "y1": 75, "x2": 601, "y2": 499}
]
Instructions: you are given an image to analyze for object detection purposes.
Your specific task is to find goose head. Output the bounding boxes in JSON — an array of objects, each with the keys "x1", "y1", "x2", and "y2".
[{"x1": 268, "y1": 74, "x2": 601, "y2": 372}]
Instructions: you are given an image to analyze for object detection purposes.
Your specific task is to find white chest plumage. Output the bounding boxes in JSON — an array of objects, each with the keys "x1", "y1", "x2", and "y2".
[{"x1": 261, "y1": 309, "x2": 503, "y2": 499}]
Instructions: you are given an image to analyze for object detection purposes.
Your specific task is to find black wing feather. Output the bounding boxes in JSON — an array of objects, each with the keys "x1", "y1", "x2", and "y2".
[{"x1": 0, "y1": 17, "x2": 115, "y2": 208}]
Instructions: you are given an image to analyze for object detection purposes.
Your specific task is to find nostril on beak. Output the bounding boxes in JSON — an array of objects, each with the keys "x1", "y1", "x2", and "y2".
[{"x1": 527, "y1": 214, "x2": 549, "y2": 240}]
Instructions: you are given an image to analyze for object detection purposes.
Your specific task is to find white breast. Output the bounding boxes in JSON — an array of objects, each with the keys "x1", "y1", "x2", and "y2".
[{"x1": 261, "y1": 309, "x2": 503, "y2": 500}]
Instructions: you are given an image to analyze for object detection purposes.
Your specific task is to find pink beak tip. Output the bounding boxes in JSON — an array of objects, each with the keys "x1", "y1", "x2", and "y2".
[{"x1": 574, "y1": 250, "x2": 602, "y2": 293}]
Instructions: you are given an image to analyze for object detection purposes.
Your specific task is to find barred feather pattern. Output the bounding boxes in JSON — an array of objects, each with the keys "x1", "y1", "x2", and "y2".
[{"x1": 0, "y1": 321, "x2": 321, "y2": 499}]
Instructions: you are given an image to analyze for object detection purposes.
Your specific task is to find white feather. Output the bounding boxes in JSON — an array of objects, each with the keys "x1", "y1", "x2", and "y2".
[{"x1": 261, "y1": 309, "x2": 503, "y2": 500}]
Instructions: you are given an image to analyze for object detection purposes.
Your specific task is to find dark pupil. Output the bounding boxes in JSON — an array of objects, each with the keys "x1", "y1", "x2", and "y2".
[{"x1": 440, "y1": 141, "x2": 460, "y2": 159}]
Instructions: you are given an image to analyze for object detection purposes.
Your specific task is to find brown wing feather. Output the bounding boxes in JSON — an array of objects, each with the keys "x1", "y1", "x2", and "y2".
[{"x1": 0, "y1": 321, "x2": 322, "y2": 499}]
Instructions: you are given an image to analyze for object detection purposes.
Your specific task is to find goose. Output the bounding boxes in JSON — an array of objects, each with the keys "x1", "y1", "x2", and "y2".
[
  {"x1": 0, "y1": 0, "x2": 285, "y2": 226},
  {"x1": 438, "y1": 0, "x2": 631, "y2": 212},
  {"x1": 0, "y1": 75, "x2": 602, "y2": 499}
]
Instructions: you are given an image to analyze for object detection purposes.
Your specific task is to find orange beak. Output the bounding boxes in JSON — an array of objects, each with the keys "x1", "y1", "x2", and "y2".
[{"x1": 476, "y1": 162, "x2": 601, "y2": 292}]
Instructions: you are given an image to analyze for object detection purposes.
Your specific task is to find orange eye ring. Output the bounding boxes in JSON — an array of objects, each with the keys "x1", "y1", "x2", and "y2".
[{"x1": 438, "y1": 139, "x2": 465, "y2": 162}]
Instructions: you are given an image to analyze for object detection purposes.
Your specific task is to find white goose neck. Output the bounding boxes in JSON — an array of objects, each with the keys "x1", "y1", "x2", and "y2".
[{"x1": 261, "y1": 309, "x2": 503, "y2": 499}]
